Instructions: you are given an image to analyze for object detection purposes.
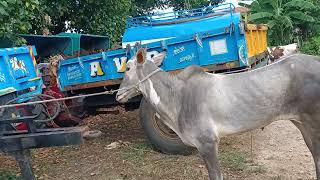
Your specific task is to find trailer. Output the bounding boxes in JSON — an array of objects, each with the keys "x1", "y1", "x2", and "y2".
[
  {"x1": 0, "y1": 46, "x2": 85, "y2": 180},
  {"x1": 0, "y1": 46, "x2": 42, "y2": 99},
  {"x1": 19, "y1": 33, "x2": 110, "y2": 126},
  {"x1": 2, "y1": 3, "x2": 265, "y2": 154},
  {"x1": 53, "y1": 3, "x2": 268, "y2": 154},
  {"x1": 0, "y1": 46, "x2": 46, "y2": 129},
  {"x1": 20, "y1": 33, "x2": 110, "y2": 59}
]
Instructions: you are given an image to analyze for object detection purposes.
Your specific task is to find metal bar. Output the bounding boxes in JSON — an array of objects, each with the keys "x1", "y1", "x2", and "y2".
[
  {"x1": 126, "y1": 3, "x2": 235, "y2": 27},
  {"x1": 12, "y1": 150, "x2": 35, "y2": 180},
  {"x1": 0, "y1": 90, "x2": 118, "y2": 109},
  {"x1": 26, "y1": 119, "x2": 37, "y2": 133},
  {"x1": 0, "y1": 127, "x2": 85, "y2": 152},
  {"x1": 0, "y1": 116, "x2": 38, "y2": 124}
]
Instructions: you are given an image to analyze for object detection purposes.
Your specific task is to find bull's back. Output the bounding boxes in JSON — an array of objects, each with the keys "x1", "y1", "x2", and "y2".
[
  {"x1": 178, "y1": 54, "x2": 320, "y2": 136},
  {"x1": 283, "y1": 54, "x2": 320, "y2": 115},
  {"x1": 207, "y1": 54, "x2": 319, "y2": 135}
]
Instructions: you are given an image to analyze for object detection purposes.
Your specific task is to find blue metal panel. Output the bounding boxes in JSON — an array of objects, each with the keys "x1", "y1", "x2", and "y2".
[
  {"x1": 123, "y1": 4, "x2": 238, "y2": 44},
  {"x1": 123, "y1": 14, "x2": 236, "y2": 43},
  {"x1": 104, "y1": 48, "x2": 128, "y2": 80},
  {"x1": 58, "y1": 49, "x2": 130, "y2": 89},
  {"x1": 0, "y1": 50, "x2": 14, "y2": 93},
  {"x1": 0, "y1": 46, "x2": 43, "y2": 99}
]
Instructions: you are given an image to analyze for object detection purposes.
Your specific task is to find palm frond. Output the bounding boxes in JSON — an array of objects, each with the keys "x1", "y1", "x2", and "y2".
[
  {"x1": 249, "y1": 0, "x2": 274, "y2": 14},
  {"x1": 288, "y1": 11, "x2": 315, "y2": 22},
  {"x1": 284, "y1": 0, "x2": 315, "y2": 10},
  {"x1": 267, "y1": 20, "x2": 277, "y2": 29},
  {"x1": 282, "y1": 16, "x2": 293, "y2": 28},
  {"x1": 268, "y1": 0, "x2": 279, "y2": 11},
  {"x1": 238, "y1": 2, "x2": 250, "y2": 8},
  {"x1": 249, "y1": 1, "x2": 263, "y2": 13},
  {"x1": 248, "y1": 12, "x2": 274, "y2": 22}
]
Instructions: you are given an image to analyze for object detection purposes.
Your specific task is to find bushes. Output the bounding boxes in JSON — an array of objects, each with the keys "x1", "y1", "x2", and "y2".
[
  {"x1": 0, "y1": 0, "x2": 40, "y2": 47},
  {"x1": 301, "y1": 35, "x2": 320, "y2": 56}
]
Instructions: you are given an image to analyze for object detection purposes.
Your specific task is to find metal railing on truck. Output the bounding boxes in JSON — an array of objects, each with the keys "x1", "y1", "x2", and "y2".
[{"x1": 126, "y1": 3, "x2": 235, "y2": 28}]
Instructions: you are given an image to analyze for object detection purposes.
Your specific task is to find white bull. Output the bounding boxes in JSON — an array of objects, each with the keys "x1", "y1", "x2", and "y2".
[{"x1": 116, "y1": 48, "x2": 320, "y2": 180}]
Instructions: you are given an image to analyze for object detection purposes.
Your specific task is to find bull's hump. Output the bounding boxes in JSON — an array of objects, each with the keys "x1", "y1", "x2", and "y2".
[{"x1": 176, "y1": 65, "x2": 207, "y2": 81}]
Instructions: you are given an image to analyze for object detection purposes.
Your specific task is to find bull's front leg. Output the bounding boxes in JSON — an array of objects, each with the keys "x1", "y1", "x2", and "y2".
[
  {"x1": 197, "y1": 139, "x2": 223, "y2": 180},
  {"x1": 314, "y1": 138, "x2": 320, "y2": 180}
]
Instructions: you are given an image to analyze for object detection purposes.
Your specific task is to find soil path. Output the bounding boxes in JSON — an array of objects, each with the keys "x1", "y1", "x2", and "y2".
[
  {"x1": 225, "y1": 120, "x2": 316, "y2": 180},
  {"x1": 0, "y1": 110, "x2": 316, "y2": 180}
]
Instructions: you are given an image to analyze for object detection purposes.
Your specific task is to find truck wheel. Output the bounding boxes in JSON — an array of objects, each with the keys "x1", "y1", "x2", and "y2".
[{"x1": 139, "y1": 99, "x2": 194, "y2": 155}]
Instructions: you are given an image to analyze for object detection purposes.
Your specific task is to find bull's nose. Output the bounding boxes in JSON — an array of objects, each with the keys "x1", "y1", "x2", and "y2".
[
  {"x1": 115, "y1": 92, "x2": 125, "y2": 103},
  {"x1": 116, "y1": 96, "x2": 121, "y2": 102},
  {"x1": 115, "y1": 94, "x2": 121, "y2": 101}
]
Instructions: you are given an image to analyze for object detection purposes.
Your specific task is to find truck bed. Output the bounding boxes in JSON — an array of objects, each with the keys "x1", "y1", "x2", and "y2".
[
  {"x1": 0, "y1": 46, "x2": 42, "y2": 98},
  {"x1": 58, "y1": 12, "x2": 268, "y2": 92}
]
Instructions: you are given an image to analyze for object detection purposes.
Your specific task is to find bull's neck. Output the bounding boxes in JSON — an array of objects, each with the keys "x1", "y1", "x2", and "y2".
[{"x1": 138, "y1": 66, "x2": 183, "y2": 130}]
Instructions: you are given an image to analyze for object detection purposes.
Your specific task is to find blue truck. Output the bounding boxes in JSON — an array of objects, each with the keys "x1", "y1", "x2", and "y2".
[
  {"x1": 55, "y1": 4, "x2": 268, "y2": 155},
  {"x1": 3, "y1": 3, "x2": 268, "y2": 154},
  {"x1": 0, "y1": 46, "x2": 47, "y2": 130},
  {"x1": 0, "y1": 46, "x2": 42, "y2": 100}
]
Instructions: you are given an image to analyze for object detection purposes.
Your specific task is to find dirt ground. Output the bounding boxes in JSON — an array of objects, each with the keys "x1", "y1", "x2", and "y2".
[{"x1": 0, "y1": 108, "x2": 317, "y2": 180}]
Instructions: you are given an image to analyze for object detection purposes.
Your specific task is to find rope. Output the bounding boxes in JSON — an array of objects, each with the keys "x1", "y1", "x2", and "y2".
[
  {"x1": 250, "y1": 131, "x2": 253, "y2": 163},
  {"x1": 0, "y1": 68, "x2": 162, "y2": 110},
  {"x1": 138, "y1": 69, "x2": 161, "y2": 84},
  {"x1": 0, "y1": 87, "x2": 129, "y2": 109}
]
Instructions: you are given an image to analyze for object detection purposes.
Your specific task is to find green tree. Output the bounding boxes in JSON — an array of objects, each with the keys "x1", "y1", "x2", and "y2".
[
  {"x1": 132, "y1": 0, "x2": 166, "y2": 16},
  {"x1": 299, "y1": 0, "x2": 320, "y2": 55},
  {"x1": 30, "y1": 0, "x2": 74, "y2": 35},
  {"x1": 132, "y1": 0, "x2": 224, "y2": 14},
  {"x1": 301, "y1": 35, "x2": 320, "y2": 55},
  {"x1": 1, "y1": 0, "x2": 225, "y2": 46},
  {"x1": 68, "y1": 0, "x2": 132, "y2": 44},
  {"x1": 34, "y1": 0, "x2": 223, "y2": 44},
  {"x1": 247, "y1": 0, "x2": 315, "y2": 46},
  {"x1": 307, "y1": 0, "x2": 320, "y2": 36},
  {"x1": 28, "y1": 0, "x2": 132, "y2": 44},
  {"x1": 0, "y1": 0, "x2": 41, "y2": 46}
]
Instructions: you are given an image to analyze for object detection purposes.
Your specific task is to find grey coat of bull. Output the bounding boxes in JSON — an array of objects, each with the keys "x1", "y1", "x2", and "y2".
[{"x1": 116, "y1": 49, "x2": 320, "y2": 180}]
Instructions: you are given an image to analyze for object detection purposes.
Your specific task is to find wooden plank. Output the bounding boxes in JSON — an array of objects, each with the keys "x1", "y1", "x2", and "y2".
[
  {"x1": 64, "y1": 79, "x2": 123, "y2": 91},
  {"x1": 246, "y1": 24, "x2": 268, "y2": 31},
  {"x1": 0, "y1": 127, "x2": 85, "y2": 152}
]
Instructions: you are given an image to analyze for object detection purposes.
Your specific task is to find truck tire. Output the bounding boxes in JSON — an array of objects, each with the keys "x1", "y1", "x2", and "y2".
[{"x1": 139, "y1": 99, "x2": 194, "y2": 155}]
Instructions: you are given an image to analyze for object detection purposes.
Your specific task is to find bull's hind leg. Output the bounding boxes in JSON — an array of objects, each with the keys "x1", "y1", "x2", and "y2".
[
  {"x1": 311, "y1": 128, "x2": 320, "y2": 180},
  {"x1": 197, "y1": 139, "x2": 223, "y2": 180},
  {"x1": 313, "y1": 139, "x2": 320, "y2": 180},
  {"x1": 291, "y1": 121, "x2": 314, "y2": 155},
  {"x1": 292, "y1": 120, "x2": 320, "y2": 179}
]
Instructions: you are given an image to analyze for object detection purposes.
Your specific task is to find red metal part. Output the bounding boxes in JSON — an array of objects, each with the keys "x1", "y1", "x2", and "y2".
[
  {"x1": 16, "y1": 123, "x2": 27, "y2": 131},
  {"x1": 14, "y1": 83, "x2": 82, "y2": 131},
  {"x1": 43, "y1": 82, "x2": 82, "y2": 126}
]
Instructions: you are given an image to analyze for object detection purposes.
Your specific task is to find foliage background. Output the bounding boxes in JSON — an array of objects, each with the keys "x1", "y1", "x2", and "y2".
[
  {"x1": 0, "y1": 0, "x2": 41, "y2": 46},
  {"x1": 1, "y1": 0, "x2": 319, "y2": 55},
  {"x1": 244, "y1": 0, "x2": 320, "y2": 55},
  {"x1": 0, "y1": 0, "x2": 223, "y2": 46}
]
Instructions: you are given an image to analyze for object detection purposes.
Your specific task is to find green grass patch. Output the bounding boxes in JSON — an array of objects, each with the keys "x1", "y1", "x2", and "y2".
[
  {"x1": 219, "y1": 150, "x2": 266, "y2": 174},
  {"x1": 122, "y1": 143, "x2": 153, "y2": 164},
  {"x1": 0, "y1": 172, "x2": 21, "y2": 180},
  {"x1": 247, "y1": 164, "x2": 266, "y2": 174},
  {"x1": 219, "y1": 151, "x2": 249, "y2": 171}
]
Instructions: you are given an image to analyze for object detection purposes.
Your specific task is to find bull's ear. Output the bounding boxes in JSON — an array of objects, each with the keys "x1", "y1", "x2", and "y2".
[
  {"x1": 136, "y1": 48, "x2": 146, "y2": 64},
  {"x1": 152, "y1": 51, "x2": 166, "y2": 67}
]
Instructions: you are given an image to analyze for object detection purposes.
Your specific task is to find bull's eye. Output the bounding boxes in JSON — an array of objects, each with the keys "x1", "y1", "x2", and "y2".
[{"x1": 126, "y1": 66, "x2": 130, "y2": 71}]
